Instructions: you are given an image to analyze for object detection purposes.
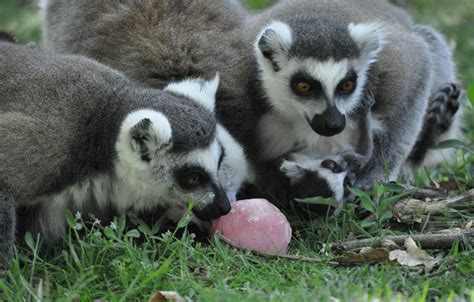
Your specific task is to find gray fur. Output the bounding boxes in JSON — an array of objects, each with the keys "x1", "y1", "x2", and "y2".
[
  {"x1": 0, "y1": 41, "x2": 230, "y2": 243},
  {"x1": 0, "y1": 189, "x2": 15, "y2": 271},
  {"x1": 288, "y1": 17, "x2": 360, "y2": 61},
  {"x1": 40, "y1": 0, "x2": 258, "y2": 151}
]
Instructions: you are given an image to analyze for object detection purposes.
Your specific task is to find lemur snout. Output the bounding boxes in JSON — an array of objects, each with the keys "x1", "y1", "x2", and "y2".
[
  {"x1": 310, "y1": 106, "x2": 346, "y2": 137},
  {"x1": 192, "y1": 185, "x2": 231, "y2": 221}
]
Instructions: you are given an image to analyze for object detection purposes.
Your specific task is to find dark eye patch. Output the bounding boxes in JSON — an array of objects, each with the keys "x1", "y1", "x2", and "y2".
[
  {"x1": 336, "y1": 69, "x2": 358, "y2": 96},
  {"x1": 174, "y1": 165, "x2": 211, "y2": 190},
  {"x1": 290, "y1": 71, "x2": 323, "y2": 98}
]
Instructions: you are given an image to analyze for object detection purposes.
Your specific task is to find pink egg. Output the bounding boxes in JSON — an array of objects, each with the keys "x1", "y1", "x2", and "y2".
[{"x1": 210, "y1": 199, "x2": 292, "y2": 255}]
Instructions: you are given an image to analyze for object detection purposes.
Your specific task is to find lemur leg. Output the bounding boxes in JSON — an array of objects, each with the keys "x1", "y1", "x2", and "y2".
[
  {"x1": 408, "y1": 83, "x2": 461, "y2": 166},
  {"x1": 0, "y1": 189, "x2": 15, "y2": 271}
]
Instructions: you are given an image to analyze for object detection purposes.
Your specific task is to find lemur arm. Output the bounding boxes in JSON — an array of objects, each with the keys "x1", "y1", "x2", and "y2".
[
  {"x1": 0, "y1": 188, "x2": 15, "y2": 272},
  {"x1": 341, "y1": 91, "x2": 375, "y2": 172}
]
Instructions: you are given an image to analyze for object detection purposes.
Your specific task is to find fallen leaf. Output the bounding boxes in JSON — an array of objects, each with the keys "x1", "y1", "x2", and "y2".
[
  {"x1": 149, "y1": 291, "x2": 185, "y2": 302},
  {"x1": 465, "y1": 221, "x2": 473, "y2": 229},
  {"x1": 331, "y1": 248, "x2": 390, "y2": 266},
  {"x1": 381, "y1": 238, "x2": 400, "y2": 250},
  {"x1": 389, "y1": 237, "x2": 442, "y2": 271}
]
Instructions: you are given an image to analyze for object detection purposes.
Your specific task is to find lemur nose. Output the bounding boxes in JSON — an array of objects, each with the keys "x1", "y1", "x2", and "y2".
[
  {"x1": 310, "y1": 105, "x2": 346, "y2": 136},
  {"x1": 324, "y1": 106, "x2": 346, "y2": 132}
]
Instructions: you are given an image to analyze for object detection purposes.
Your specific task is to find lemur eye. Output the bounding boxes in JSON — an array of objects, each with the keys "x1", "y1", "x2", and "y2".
[
  {"x1": 341, "y1": 80, "x2": 355, "y2": 93},
  {"x1": 296, "y1": 82, "x2": 312, "y2": 94},
  {"x1": 321, "y1": 159, "x2": 340, "y2": 173},
  {"x1": 186, "y1": 173, "x2": 202, "y2": 187},
  {"x1": 176, "y1": 167, "x2": 210, "y2": 190}
]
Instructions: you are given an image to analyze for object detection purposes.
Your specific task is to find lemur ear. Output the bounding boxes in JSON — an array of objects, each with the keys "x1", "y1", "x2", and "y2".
[
  {"x1": 255, "y1": 21, "x2": 293, "y2": 72},
  {"x1": 124, "y1": 110, "x2": 172, "y2": 162},
  {"x1": 348, "y1": 23, "x2": 385, "y2": 64},
  {"x1": 164, "y1": 74, "x2": 219, "y2": 112},
  {"x1": 280, "y1": 160, "x2": 305, "y2": 181}
]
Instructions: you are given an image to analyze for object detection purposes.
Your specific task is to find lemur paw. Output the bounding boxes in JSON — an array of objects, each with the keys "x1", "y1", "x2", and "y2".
[
  {"x1": 428, "y1": 83, "x2": 461, "y2": 130},
  {"x1": 353, "y1": 171, "x2": 385, "y2": 192}
]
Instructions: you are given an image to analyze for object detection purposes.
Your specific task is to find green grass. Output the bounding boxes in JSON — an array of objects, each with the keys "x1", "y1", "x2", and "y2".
[{"x1": 1, "y1": 0, "x2": 473, "y2": 301}]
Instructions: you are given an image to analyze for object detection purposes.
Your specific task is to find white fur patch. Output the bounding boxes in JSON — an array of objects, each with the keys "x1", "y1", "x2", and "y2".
[
  {"x1": 370, "y1": 114, "x2": 385, "y2": 132},
  {"x1": 258, "y1": 111, "x2": 358, "y2": 161},
  {"x1": 216, "y1": 125, "x2": 248, "y2": 202},
  {"x1": 165, "y1": 75, "x2": 219, "y2": 112}
]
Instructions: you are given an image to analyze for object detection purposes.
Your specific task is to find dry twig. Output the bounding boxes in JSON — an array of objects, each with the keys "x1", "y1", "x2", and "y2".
[
  {"x1": 332, "y1": 229, "x2": 474, "y2": 254},
  {"x1": 394, "y1": 189, "x2": 474, "y2": 216}
]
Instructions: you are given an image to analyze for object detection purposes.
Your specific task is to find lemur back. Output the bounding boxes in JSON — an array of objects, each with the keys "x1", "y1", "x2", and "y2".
[{"x1": 41, "y1": 0, "x2": 258, "y2": 151}]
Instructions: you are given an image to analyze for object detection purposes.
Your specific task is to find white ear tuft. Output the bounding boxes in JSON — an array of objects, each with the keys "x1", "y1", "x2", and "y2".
[
  {"x1": 348, "y1": 23, "x2": 385, "y2": 63},
  {"x1": 164, "y1": 75, "x2": 219, "y2": 112},
  {"x1": 255, "y1": 21, "x2": 293, "y2": 71},
  {"x1": 118, "y1": 109, "x2": 172, "y2": 163}
]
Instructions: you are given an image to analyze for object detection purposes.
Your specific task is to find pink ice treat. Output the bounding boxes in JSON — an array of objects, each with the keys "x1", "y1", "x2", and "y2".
[{"x1": 210, "y1": 199, "x2": 292, "y2": 255}]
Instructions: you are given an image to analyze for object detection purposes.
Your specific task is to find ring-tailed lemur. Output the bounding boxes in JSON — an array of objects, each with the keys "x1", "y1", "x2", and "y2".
[
  {"x1": 248, "y1": 0, "x2": 464, "y2": 190},
  {"x1": 0, "y1": 38, "x2": 235, "y2": 267},
  {"x1": 40, "y1": 0, "x2": 253, "y2": 200}
]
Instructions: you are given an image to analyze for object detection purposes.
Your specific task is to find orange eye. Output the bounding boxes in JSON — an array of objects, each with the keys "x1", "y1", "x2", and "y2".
[
  {"x1": 341, "y1": 80, "x2": 355, "y2": 92},
  {"x1": 296, "y1": 82, "x2": 312, "y2": 94},
  {"x1": 187, "y1": 173, "x2": 201, "y2": 187}
]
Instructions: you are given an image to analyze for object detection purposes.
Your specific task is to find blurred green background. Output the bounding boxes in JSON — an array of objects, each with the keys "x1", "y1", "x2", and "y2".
[{"x1": 0, "y1": 0, "x2": 472, "y2": 84}]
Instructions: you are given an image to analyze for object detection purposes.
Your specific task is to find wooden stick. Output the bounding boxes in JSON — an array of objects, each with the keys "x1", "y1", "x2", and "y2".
[
  {"x1": 394, "y1": 189, "x2": 474, "y2": 216},
  {"x1": 332, "y1": 229, "x2": 474, "y2": 254},
  {"x1": 406, "y1": 186, "x2": 449, "y2": 200},
  {"x1": 389, "y1": 220, "x2": 473, "y2": 232}
]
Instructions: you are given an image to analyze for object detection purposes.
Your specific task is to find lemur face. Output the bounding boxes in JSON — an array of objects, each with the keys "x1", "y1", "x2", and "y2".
[
  {"x1": 116, "y1": 109, "x2": 231, "y2": 222},
  {"x1": 280, "y1": 153, "x2": 361, "y2": 205},
  {"x1": 165, "y1": 76, "x2": 249, "y2": 202},
  {"x1": 255, "y1": 21, "x2": 384, "y2": 137}
]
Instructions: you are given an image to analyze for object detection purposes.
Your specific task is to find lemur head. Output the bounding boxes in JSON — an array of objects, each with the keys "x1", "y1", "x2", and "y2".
[
  {"x1": 280, "y1": 153, "x2": 361, "y2": 205},
  {"x1": 116, "y1": 78, "x2": 232, "y2": 222},
  {"x1": 165, "y1": 75, "x2": 250, "y2": 202},
  {"x1": 255, "y1": 19, "x2": 384, "y2": 136}
]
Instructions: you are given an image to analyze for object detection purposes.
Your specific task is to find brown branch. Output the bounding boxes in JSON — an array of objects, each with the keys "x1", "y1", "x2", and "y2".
[
  {"x1": 394, "y1": 189, "x2": 474, "y2": 216},
  {"x1": 215, "y1": 233, "x2": 338, "y2": 266},
  {"x1": 405, "y1": 186, "x2": 449, "y2": 200},
  {"x1": 332, "y1": 229, "x2": 474, "y2": 254},
  {"x1": 389, "y1": 220, "x2": 473, "y2": 232}
]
